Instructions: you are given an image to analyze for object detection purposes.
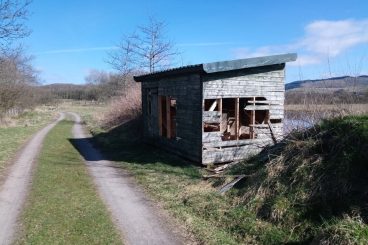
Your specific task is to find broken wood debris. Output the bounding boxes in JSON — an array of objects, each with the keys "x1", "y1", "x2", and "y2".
[{"x1": 218, "y1": 175, "x2": 246, "y2": 194}]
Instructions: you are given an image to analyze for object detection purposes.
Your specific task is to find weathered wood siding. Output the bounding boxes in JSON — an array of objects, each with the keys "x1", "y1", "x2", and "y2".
[
  {"x1": 202, "y1": 64, "x2": 285, "y2": 164},
  {"x1": 141, "y1": 74, "x2": 202, "y2": 162}
]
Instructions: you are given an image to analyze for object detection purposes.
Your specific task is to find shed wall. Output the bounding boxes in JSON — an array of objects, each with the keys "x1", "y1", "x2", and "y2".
[
  {"x1": 202, "y1": 65, "x2": 285, "y2": 164},
  {"x1": 141, "y1": 74, "x2": 202, "y2": 162}
]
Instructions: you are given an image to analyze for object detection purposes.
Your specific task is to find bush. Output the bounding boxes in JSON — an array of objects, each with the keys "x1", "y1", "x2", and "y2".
[
  {"x1": 228, "y1": 115, "x2": 368, "y2": 243},
  {"x1": 102, "y1": 83, "x2": 141, "y2": 128}
]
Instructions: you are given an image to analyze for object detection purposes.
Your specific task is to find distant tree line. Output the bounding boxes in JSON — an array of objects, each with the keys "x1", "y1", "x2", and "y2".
[{"x1": 285, "y1": 89, "x2": 368, "y2": 105}]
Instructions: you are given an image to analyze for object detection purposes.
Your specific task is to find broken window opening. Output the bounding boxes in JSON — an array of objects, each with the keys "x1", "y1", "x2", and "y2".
[
  {"x1": 204, "y1": 99, "x2": 220, "y2": 111},
  {"x1": 270, "y1": 118, "x2": 282, "y2": 124},
  {"x1": 202, "y1": 97, "x2": 273, "y2": 141},
  {"x1": 170, "y1": 98, "x2": 177, "y2": 138},
  {"x1": 221, "y1": 98, "x2": 237, "y2": 140},
  {"x1": 221, "y1": 97, "x2": 270, "y2": 141}
]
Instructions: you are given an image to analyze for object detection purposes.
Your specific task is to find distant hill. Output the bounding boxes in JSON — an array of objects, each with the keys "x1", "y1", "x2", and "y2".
[
  {"x1": 285, "y1": 76, "x2": 368, "y2": 104},
  {"x1": 286, "y1": 75, "x2": 368, "y2": 92}
]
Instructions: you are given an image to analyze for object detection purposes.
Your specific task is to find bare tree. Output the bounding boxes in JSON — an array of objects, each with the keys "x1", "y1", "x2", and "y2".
[
  {"x1": 108, "y1": 17, "x2": 179, "y2": 74},
  {"x1": 85, "y1": 69, "x2": 110, "y2": 85},
  {"x1": 0, "y1": 48, "x2": 38, "y2": 117},
  {"x1": 0, "y1": 0, "x2": 31, "y2": 50},
  {"x1": 0, "y1": 1, "x2": 34, "y2": 119}
]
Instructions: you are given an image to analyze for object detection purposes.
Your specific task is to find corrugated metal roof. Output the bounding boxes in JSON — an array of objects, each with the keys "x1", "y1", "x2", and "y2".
[{"x1": 134, "y1": 53, "x2": 297, "y2": 82}]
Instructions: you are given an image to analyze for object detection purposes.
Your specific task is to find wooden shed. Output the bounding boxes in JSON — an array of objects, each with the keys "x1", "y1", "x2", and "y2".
[{"x1": 134, "y1": 53, "x2": 297, "y2": 165}]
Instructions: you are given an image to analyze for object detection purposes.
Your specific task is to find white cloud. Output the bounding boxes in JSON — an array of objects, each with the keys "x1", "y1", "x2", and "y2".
[
  {"x1": 233, "y1": 19, "x2": 368, "y2": 66},
  {"x1": 300, "y1": 19, "x2": 368, "y2": 57},
  {"x1": 288, "y1": 55, "x2": 322, "y2": 66}
]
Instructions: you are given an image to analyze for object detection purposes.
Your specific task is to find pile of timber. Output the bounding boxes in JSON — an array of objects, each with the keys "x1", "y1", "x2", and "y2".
[{"x1": 203, "y1": 161, "x2": 248, "y2": 194}]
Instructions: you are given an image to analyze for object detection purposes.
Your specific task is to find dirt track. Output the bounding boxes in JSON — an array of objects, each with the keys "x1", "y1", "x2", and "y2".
[
  {"x1": 70, "y1": 112, "x2": 184, "y2": 245},
  {"x1": 0, "y1": 113, "x2": 64, "y2": 245}
]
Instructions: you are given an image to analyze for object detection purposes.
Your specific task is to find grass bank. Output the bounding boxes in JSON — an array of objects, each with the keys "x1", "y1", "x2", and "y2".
[
  {"x1": 0, "y1": 107, "x2": 56, "y2": 178},
  {"x1": 73, "y1": 102, "x2": 368, "y2": 244},
  {"x1": 17, "y1": 119, "x2": 121, "y2": 244},
  {"x1": 226, "y1": 115, "x2": 368, "y2": 244}
]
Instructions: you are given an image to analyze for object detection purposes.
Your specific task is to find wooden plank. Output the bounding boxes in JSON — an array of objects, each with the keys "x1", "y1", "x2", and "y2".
[
  {"x1": 209, "y1": 100, "x2": 218, "y2": 111},
  {"x1": 244, "y1": 105, "x2": 271, "y2": 110},
  {"x1": 219, "y1": 175, "x2": 246, "y2": 194},
  {"x1": 249, "y1": 124, "x2": 269, "y2": 128},
  {"x1": 202, "y1": 132, "x2": 222, "y2": 143},
  {"x1": 203, "y1": 138, "x2": 266, "y2": 148},
  {"x1": 218, "y1": 99, "x2": 222, "y2": 132},
  {"x1": 235, "y1": 98, "x2": 239, "y2": 140},
  {"x1": 158, "y1": 96, "x2": 162, "y2": 136},
  {"x1": 250, "y1": 97, "x2": 255, "y2": 139},
  {"x1": 202, "y1": 146, "x2": 263, "y2": 164},
  {"x1": 203, "y1": 111, "x2": 222, "y2": 123},
  {"x1": 267, "y1": 120, "x2": 277, "y2": 144}
]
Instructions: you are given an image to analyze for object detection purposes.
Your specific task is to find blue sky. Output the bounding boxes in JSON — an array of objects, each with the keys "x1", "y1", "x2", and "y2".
[{"x1": 24, "y1": 0, "x2": 368, "y2": 84}]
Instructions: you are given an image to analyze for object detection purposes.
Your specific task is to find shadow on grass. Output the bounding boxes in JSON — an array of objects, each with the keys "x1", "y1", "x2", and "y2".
[{"x1": 68, "y1": 118, "x2": 201, "y2": 180}]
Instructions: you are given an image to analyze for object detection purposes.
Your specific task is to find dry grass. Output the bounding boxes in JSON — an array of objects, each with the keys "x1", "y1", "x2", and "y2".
[
  {"x1": 0, "y1": 107, "x2": 57, "y2": 178},
  {"x1": 286, "y1": 103, "x2": 368, "y2": 114},
  {"x1": 229, "y1": 115, "x2": 368, "y2": 243},
  {"x1": 102, "y1": 83, "x2": 141, "y2": 128},
  {"x1": 284, "y1": 103, "x2": 368, "y2": 133}
]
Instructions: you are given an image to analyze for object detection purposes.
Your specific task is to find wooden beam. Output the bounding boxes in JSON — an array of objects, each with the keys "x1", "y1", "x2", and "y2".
[
  {"x1": 219, "y1": 175, "x2": 246, "y2": 194},
  {"x1": 218, "y1": 99, "x2": 222, "y2": 112},
  {"x1": 218, "y1": 99, "x2": 222, "y2": 132},
  {"x1": 166, "y1": 96, "x2": 171, "y2": 139},
  {"x1": 244, "y1": 105, "x2": 271, "y2": 110},
  {"x1": 235, "y1": 98, "x2": 239, "y2": 140},
  {"x1": 267, "y1": 119, "x2": 278, "y2": 144},
  {"x1": 251, "y1": 97, "x2": 255, "y2": 139},
  {"x1": 209, "y1": 100, "x2": 218, "y2": 111}
]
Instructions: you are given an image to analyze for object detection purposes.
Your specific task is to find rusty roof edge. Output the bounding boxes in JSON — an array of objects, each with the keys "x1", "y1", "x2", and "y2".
[{"x1": 203, "y1": 53, "x2": 297, "y2": 73}]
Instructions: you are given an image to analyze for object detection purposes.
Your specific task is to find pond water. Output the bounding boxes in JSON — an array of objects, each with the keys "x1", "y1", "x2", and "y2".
[{"x1": 283, "y1": 118, "x2": 314, "y2": 134}]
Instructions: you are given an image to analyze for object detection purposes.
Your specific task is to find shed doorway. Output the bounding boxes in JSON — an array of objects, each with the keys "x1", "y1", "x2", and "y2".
[{"x1": 158, "y1": 96, "x2": 177, "y2": 139}]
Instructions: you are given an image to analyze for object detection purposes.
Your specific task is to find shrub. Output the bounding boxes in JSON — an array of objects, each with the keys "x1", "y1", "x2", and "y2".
[{"x1": 102, "y1": 83, "x2": 141, "y2": 128}]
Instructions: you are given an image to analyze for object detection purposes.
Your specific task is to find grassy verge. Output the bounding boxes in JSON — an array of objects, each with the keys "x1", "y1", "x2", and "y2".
[
  {"x1": 0, "y1": 107, "x2": 56, "y2": 177},
  {"x1": 94, "y1": 116, "x2": 368, "y2": 244},
  {"x1": 17, "y1": 119, "x2": 122, "y2": 244},
  {"x1": 70, "y1": 102, "x2": 368, "y2": 244}
]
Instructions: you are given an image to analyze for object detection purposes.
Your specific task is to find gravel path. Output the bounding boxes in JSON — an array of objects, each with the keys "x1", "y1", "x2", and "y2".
[
  {"x1": 0, "y1": 113, "x2": 64, "y2": 245},
  {"x1": 70, "y1": 112, "x2": 184, "y2": 245}
]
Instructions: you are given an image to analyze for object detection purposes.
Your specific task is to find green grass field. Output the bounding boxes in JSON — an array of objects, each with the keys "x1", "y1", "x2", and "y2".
[
  {"x1": 17, "y1": 119, "x2": 122, "y2": 244},
  {"x1": 0, "y1": 108, "x2": 56, "y2": 178},
  {"x1": 92, "y1": 115, "x2": 368, "y2": 243},
  {"x1": 65, "y1": 102, "x2": 368, "y2": 244}
]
